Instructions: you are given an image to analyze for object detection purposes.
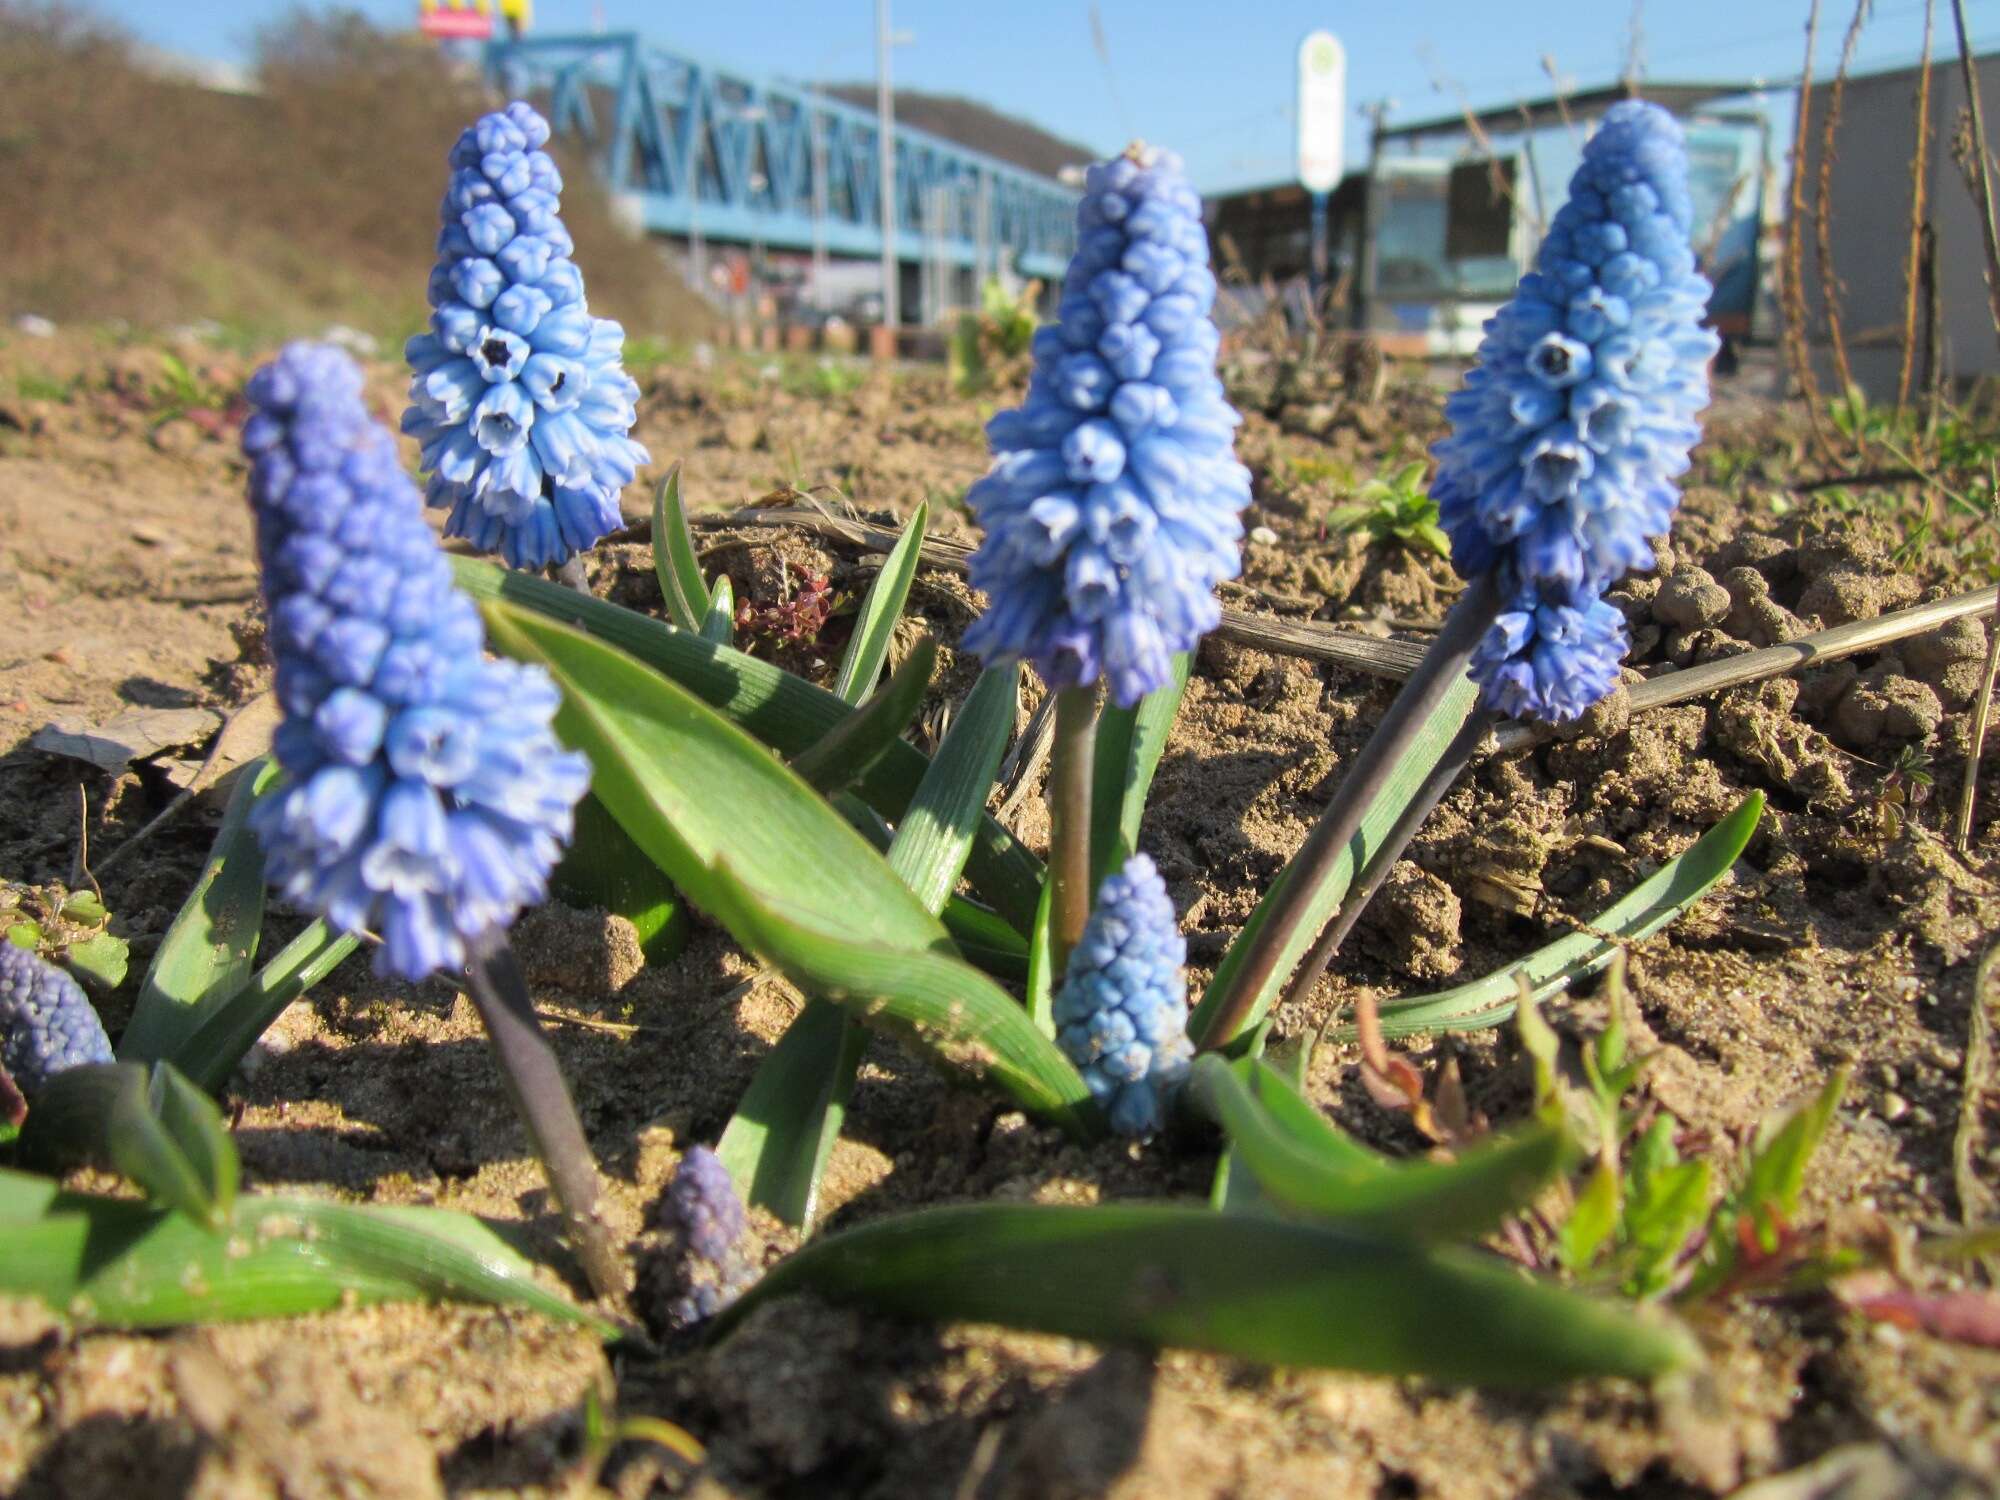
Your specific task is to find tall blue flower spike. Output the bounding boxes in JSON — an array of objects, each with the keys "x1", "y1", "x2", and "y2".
[
  {"x1": 0, "y1": 943, "x2": 113, "y2": 1100},
  {"x1": 961, "y1": 145, "x2": 1250, "y2": 708},
  {"x1": 1053, "y1": 854, "x2": 1192, "y2": 1137},
  {"x1": 1431, "y1": 101, "x2": 1718, "y2": 722},
  {"x1": 242, "y1": 342, "x2": 591, "y2": 983},
  {"x1": 404, "y1": 100, "x2": 650, "y2": 570}
]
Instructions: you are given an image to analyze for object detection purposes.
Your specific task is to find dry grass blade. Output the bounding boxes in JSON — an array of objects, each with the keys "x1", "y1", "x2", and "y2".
[
  {"x1": 1950, "y1": 0, "x2": 2000, "y2": 351},
  {"x1": 1960, "y1": 592, "x2": 2000, "y2": 851},
  {"x1": 1899, "y1": 0, "x2": 1939, "y2": 410},
  {"x1": 1955, "y1": 944, "x2": 1997, "y2": 1233},
  {"x1": 1784, "y1": 0, "x2": 1833, "y2": 458}
]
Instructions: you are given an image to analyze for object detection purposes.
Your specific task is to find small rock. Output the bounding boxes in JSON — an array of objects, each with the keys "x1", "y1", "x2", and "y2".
[
  {"x1": 1902, "y1": 614, "x2": 1987, "y2": 680},
  {"x1": 321, "y1": 323, "x2": 381, "y2": 358},
  {"x1": 1881, "y1": 1091, "x2": 1910, "y2": 1121},
  {"x1": 1832, "y1": 674, "x2": 1944, "y2": 749},
  {"x1": 1653, "y1": 565, "x2": 1733, "y2": 628},
  {"x1": 1248, "y1": 524, "x2": 1279, "y2": 546},
  {"x1": 12, "y1": 313, "x2": 55, "y2": 338},
  {"x1": 1797, "y1": 567, "x2": 1921, "y2": 626}
]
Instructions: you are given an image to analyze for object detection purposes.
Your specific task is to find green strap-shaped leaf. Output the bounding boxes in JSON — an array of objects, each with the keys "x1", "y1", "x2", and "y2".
[
  {"x1": 552, "y1": 794, "x2": 691, "y2": 964},
  {"x1": 120, "y1": 758, "x2": 278, "y2": 1065},
  {"x1": 716, "y1": 999, "x2": 868, "y2": 1228},
  {"x1": 18, "y1": 1062, "x2": 237, "y2": 1230},
  {"x1": 1210, "y1": 1027, "x2": 1299, "y2": 1212},
  {"x1": 1089, "y1": 652, "x2": 1189, "y2": 883},
  {"x1": 1352, "y1": 792, "x2": 1765, "y2": 1041},
  {"x1": 168, "y1": 919, "x2": 362, "y2": 1095},
  {"x1": 713, "y1": 1201, "x2": 1698, "y2": 1386},
  {"x1": 456, "y1": 557, "x2": 1042, "y2": 933},
  {"x1": 939, "y1": 899, "x2": 1029, "y2": 982},
  {"x1": 0, "y1": 1170, "x2": 612, "y2": 1335},
  {"x1": 833, "y1": 500, "x2": 928, "y2": 705},
  {"x1": 1189, "y1": 674, "x2": 1483, "y2": 1048},
  {"x1": 1186, "y1": 1055, "x2": 1573, "y2": 1239},
  {"x1": 722, "y1": 662, "x2": 1029, "y2": 1226},
  {"x1": 790, "y1": 639, "x2": 938, "y2": 795},
  {"x1": 483, "y1": 600, "x2": 946, "y2": 956},
  {"x1": 700, "y1": 861, "x2": 1096, "y2": 1134},
  {"x1": 884, "y1": 663, "x2": 1017, "y2": 913},
  {"x1": 700, "y1": 575, "x2": 736, "y2": 645},
  {"x1": 1023, "y1": 876, "x2": 1058, "y2": 1039},
  {"x1": 652, "y1": 464, "x2": 711, "y2": 631}
]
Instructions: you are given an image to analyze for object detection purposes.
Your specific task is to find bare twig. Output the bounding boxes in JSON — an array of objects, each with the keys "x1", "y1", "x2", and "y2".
[
  {"x1": 1814, "y1": 0, "x2": 1873, "y2": 402},
  {"x1": 1898, "y1": 0, "x2": 1937, "y2": 411},
  {"x1": 1954, "y1": 943, "x2": 1996, "y2": 1231},
  {"x1": 996, "y1": 688, "x2": 1057, "y2": 824},
  {"x1": 1490, "y1": 583, "x2": 2000, "y2": 754},
  {"x1": 1958, "y1": 590, "x2": 2000, "y2": 852},
  {"x1": 1783, "y1": 0, "x2": 1834, "y2": 455},
  {"x1": 1949, "y1": 0, "x2": 2000, "y2": 352}
]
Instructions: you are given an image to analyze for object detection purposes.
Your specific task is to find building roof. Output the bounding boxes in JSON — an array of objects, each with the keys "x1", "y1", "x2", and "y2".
[{"x1": 1377, "y1": 81, "x2": 1762, "y2": 144}]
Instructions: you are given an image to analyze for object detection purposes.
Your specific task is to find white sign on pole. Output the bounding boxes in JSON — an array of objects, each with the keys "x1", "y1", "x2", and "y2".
[{"x1": 1296, "y1": 30, "x2": 1346, "y2": 194}]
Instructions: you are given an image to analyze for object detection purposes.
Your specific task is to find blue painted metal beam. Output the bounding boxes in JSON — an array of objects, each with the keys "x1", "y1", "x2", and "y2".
[{"x1": 485, "y1": 33, "x2": 1079, "y2": 281}]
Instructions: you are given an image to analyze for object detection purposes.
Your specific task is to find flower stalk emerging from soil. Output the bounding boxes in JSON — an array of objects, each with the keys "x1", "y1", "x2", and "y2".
[
  {"x1": 242, "y1": 342, "x2": 623, "y2": 1302},
  {"x1": 1199, "y1": 103, "x2": 1715, "y2": 1048},
  {"x1": 1054, "y1": 855, "x2": 1192, "y2": 1137},
  {"x1": 0, "y1": 941, "x2": 113, "y2": 1107},
  {"x1": 404, "y1": 101, "x2": 649, "y2": 571}
]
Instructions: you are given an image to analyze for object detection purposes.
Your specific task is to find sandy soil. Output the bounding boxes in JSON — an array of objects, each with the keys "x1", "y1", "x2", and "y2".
[{"x1": 0, "y1": 328, "x2": 1997, "y2": 1498}]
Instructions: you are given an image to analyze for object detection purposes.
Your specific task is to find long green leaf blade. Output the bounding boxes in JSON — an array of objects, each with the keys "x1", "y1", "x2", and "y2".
[
  {"x1": 456, "y1": 557, "x2": 1042, "y2": 933},
  {"x1": 120, "y1": 758, "x2": 278, "y2": 1064},
  {"x1": 483, "y1": 600, "x2": 946, "y2": 955},
  {"x1": 169, "y1": 920, "x2": 361, "y2": 1095},
  {"x1": 1090, "y1": 652, "x2": 1189, "y2": 883},
  {"x1": 0, "y1": 1172, "x2": 611, "y2": 1335},
  {"x1": 18, "y1": 1062, "x2": 236, "y2": 1229},
  {"x1": 700, "y1": 575, "x2": 736, "y2": 645},
  {"x1": 652, "y1": 464, "x2": 710, "y2": 631},
  {"x1": 715, "y1": 1202, "x2": 1697, "y2": 1386},
  {"x1": 700, "y1": 861, "x2": 1095, "y2": 1133},
  {"x1": 716, "y1": 999, "x2": 868, "y2": 1227},
  {"x1": 1356, "y1": 793, "x2": 1765, "y2": 1041},
  {"x1": 834, "y1": 500, "x2": 927, "y2": 705},
  {"x1": 885, "y1": 663, "x2": 1017, "y2": 912},
  {"x1": 1190, "y1": 674, "x2": 1482, "y2": 1047},
  {"x1": 790, "y1": 638, "x2": 937, "y2": 794},
  {"x1": 1186, "y1": 1055, "x2": 1572, "y2": 1239}
]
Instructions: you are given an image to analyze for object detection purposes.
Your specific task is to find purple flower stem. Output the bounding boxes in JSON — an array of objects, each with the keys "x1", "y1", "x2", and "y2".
[
  {"x1": 1048, "y1": 684, "x2": 1101, "y2": 971},
  {"x1": 1283, "y1": 704, "x2": 1497, "y2": 1019},
  {"x1": 1193, "y1": 568, "x2": 1502, "y2": 1052},
  {"x1": 461, "y1": 925, "x2": 627, "y2": 1305}
]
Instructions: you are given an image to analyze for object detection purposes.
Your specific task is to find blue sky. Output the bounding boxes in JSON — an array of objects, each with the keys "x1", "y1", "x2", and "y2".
[{"x1": 92, "y1": 0, "x2": 1993, "y2": 191}]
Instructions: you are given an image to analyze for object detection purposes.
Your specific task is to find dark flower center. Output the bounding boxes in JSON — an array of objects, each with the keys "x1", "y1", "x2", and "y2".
[{"x1": 481, "y1": 338, "x2": 511, "y2": 368}]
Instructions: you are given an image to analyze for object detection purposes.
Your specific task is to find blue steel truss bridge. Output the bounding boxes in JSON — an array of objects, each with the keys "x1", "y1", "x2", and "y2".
[{"x1": 485, "y1": 32, "x2": 1080, "y2": 302}]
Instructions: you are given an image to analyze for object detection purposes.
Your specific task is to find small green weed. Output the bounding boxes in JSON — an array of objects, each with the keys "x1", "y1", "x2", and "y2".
[{"x1": 1326, "y1": 460, "x2": 1450, "y2": 560}]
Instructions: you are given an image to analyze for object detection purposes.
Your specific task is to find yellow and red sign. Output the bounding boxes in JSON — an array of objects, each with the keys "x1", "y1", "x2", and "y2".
[{"x1": 419, "y1": 0, "x2": 493, "y2": 40}]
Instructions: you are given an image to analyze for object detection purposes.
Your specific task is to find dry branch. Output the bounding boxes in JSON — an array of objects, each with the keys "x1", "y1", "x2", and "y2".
[{"x1": 1899, "y1": 0, "x2": 1938, "y2": 410}]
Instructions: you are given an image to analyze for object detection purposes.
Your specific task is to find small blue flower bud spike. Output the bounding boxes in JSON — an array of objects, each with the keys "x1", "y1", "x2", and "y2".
[
  {"x1": 661, "y1": 1145, "x2": 756, "y2": 1328},
  {"x1": 0, "y1": 942, "x2": 113, "y2": 1118},
  {"x1": 961, "y1": 143, "x2": 1247, "y2": 964},
  {"x1": 404, "y1": 100, "x2": 650, "y2": 573},
  {"x1": 1054, "y1": 855, "x2": 1192, "y2": 1138},
  {"x1": 1198, "y1": 102, "x2": 1716, "y2": 1050},
  {"x1": 244, "y1": 342, "x2": 624, "y2": 1303}
]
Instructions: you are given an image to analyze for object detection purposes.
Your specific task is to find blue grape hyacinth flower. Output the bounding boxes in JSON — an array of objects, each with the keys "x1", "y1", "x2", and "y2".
[
  {"x1": 0, "y1": 942, "x2": 113, "y2": 1100},
  {"x1": 961, "y1": 145, "x2": 1250, "y2": 708},
  {"x1": 242, "y1": 342, "x2": 590, "y2": 983},
  {"x1": 403, "y1": 100, "x2": 650, "y2": 571},
  {"x1": 662, "y1": 1145, "x2": 755, "y2": 1327},
  {"x1": 1431, "y1": 101, "x2": 1719, "y2": 722},
  {"x1": 1053, "y1": 854, "x2": 1192, "y2": 1137}
]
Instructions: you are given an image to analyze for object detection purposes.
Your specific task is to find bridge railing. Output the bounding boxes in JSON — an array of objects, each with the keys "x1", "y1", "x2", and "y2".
[{"x1": 485, "y1": 33, "x2": 1079, "y2": 281}]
